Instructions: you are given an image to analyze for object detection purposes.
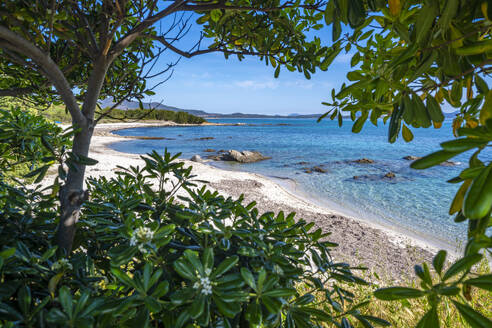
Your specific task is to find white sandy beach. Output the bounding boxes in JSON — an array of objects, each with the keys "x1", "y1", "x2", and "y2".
[{"x1": 85, "y1": 122, "x2": 457, "y2": 282}]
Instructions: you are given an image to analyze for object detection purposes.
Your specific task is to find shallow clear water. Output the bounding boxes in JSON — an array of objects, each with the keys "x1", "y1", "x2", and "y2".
[{"x1": 110, "y1": 118, "x2": 490, "y2": 248}]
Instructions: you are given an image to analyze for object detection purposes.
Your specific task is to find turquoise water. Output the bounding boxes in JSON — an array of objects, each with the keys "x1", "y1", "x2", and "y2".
[{"x1": 110, "y1": 118, "x2": 489, "y2": 249}]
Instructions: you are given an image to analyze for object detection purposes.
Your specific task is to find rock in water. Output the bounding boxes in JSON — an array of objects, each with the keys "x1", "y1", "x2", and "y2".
[
  {"x1": 221, "y1": 150, "x2": 271, "y2": 163},
  {"x1": 204, "y1": 149, "x2": 216, "y2": 152},
  {"x1": 353, "y1": 158, "x2": 375, "y2": 164},
  {"x1": 383, "y1": 172, "x2": 396, "y2": 179},
  {"x1": 403, "y1": 155, "x2": 421, "y2": 161},
  {"x1": 190, "y1": 155, "x2": 203, "y2": 162},
  {"x1": 312, "y1": 166, "x2": 327, "y2": 173}
]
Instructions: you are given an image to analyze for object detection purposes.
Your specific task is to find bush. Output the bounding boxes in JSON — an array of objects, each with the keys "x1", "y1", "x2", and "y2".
[
  {"x1": 0, "y1": 107, "x2": 72, "y2": 182},
  {"x1": 0, "y1": 111, "x2": 383, "y2": 328}
]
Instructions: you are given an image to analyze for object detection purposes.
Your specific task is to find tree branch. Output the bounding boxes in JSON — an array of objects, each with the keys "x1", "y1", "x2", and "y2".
[
  {"x1": 110, "y1": 0, "x2": 188, "y2": 58},
  {"x1": 180, "y1": 1, "x2": 324, "y2": 12},
  {"x1": 0, "y1": 26, "x2": 86, "y2": 126},
  {"x1": 147, "y1": 34, "x2": 282, "y2": 60}
]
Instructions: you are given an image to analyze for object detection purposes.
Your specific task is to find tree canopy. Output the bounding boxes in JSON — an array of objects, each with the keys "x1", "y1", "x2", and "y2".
[{"x1": 0, "y1": 0, "x2": 334, "y2": 253}]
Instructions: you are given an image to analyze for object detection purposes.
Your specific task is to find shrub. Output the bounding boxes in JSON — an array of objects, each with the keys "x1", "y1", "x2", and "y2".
[
  {"x1": 0, "y1": 113, "x2": 384, "y2": 327},
  {"x1": 0, "y1": 107, "x2": 72, "y2": 182}
]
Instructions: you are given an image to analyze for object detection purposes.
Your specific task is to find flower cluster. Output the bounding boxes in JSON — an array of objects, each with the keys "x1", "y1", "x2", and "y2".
[
  {"x1": 129, "y1": 226, "x2": 155, "y2": 253},
  {"x1": 51, "y1": 258, "x2": 73, "y2": 271},
  {"x1": 193, "y1": 273, "x2": 213, "y2": 296}
]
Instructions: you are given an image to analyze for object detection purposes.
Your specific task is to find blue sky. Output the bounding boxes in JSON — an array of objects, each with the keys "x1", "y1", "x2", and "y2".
[
  {"x1": 145, "y1": 13, "x2": 351, "y2": 115},
  {"x1": 148, "y1": 51, "x2": 353, "y2": 115}
]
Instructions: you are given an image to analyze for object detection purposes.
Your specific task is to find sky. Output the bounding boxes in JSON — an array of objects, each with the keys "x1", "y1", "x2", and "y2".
[
  {"x1": 148, "y1": 51, "x2": 353, "y2": 115},
  {"x1": 144, "y1": 12, "x2": 352, "y2": 116}
]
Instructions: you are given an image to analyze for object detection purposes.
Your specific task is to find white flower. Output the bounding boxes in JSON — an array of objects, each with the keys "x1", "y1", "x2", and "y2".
[
  {"x1": 51, "y1": 258, "x2": 72, "y2": 271},
  {"x1": 129, "y1": 226, "x2": 155, "y2": 253},
  {"x1": 194, "y1": 273, "x2": 213, "y2": 295}
]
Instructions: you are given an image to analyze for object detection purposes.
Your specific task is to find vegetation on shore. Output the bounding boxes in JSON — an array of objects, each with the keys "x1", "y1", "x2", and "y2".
[{"x1": 0, "y1": 97, "x2": 206, "y2": 124}]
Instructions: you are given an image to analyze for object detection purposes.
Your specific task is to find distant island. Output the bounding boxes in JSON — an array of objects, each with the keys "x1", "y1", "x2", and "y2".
[
  {"x1": 100, "y1": 99, "x2": 459, "y2": 120},
  {"x1": 100, "y1": 99, "x2": 322, "y2": 119}
]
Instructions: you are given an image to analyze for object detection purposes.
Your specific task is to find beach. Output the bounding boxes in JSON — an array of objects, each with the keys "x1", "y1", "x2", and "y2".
[{"x1": 79, "y1": 122, "x2": 459, "y2": 282}]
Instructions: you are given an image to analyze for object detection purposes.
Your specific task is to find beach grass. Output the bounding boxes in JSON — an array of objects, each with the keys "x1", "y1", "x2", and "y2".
[{"x1": 301, "y1": 259, "x2": 491, "y2": 327}]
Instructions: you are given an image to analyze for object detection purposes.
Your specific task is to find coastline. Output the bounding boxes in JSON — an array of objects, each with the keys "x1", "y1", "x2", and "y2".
[{"x1": 87, "y1": 122, "x2": 454, "y2": 282}]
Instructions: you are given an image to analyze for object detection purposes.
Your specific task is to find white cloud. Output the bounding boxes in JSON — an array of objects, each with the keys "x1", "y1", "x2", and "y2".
[
  {"x1": 233, "y1": 79, "x2": 279, "y2": 89},
  {"x1": 283, "y1": 80, "x2": 314, "y2": 89}
]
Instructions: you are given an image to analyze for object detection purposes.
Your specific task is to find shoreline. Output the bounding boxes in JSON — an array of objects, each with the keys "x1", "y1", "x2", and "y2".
[{"x1": 87, "y1": 122, "x2": 453, "y2": 282}]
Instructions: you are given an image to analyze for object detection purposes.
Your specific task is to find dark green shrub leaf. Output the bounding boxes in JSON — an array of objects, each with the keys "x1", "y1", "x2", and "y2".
[
  {"x1": 374, "y1": 287, "x2": 426, "y2": 300},
  {"x1": 442, "y1": 254, "x2": 483, "y2": 281},
  {"x1": 463, "y1": 274, "x2": 492, "y2": 291},
  {"x1": 452, "y1": 301, "x2": 492, "y2": 328}
]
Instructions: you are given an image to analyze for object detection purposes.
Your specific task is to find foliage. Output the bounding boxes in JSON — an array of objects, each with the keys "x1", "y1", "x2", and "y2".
[
  {"x1": 0, "y1": 106, "x2": 72, "y2": 182},
  {"x1": 342, "y1": 260, "x2": 491, "y2": 328},
  {"x1": 0, "y1": 0, "x2": 331, "y2": 107},
  {"x1": 105, "y1": 108, "x2": 207, "y2": 124},
  {"x1": 320, "y1": 0, "x2": 492, "y2": 327},
  {"x1": 0, "y1": 143, "x2": 389, "y2": 327}
]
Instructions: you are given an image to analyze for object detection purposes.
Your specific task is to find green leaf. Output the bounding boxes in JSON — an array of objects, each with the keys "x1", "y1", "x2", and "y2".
[
  {"x1": 274, "y1": 65, "x2": 280, "y2": 78},
  {"x1": 203, "y1": 248, "x2": 214, "y2": 273},
  {"x1": 442, "y1": 254, "x2": 483, "y2": 281},
  {"x1": 415, "y1": 4, "x2": 437, "y2": 44},
  {"x1": 173, "y1": 258, "x2": 197, "y2": 281},
  {"x1": 402, "y1": 124, "x2": 413, "y2": 142},
  {"x1": 212, "y1": 256, "x2": 238, "y2": 278},
  {"x1": 245, "y1": 301, "x2": 262, "y2": 326},
  {"x1": 58, "y1": 286, "x2": 73, "y2": 319},
  {"x1": 475, "y1": 75, "x2": 489, "y2": 94},
  {"x1": 76, "y1": 154, "x2": 99, "y2": 166},
  {"x1": 388, "y1": 103, "x2": 403, "y2": 143},
  {"x1": 479, "y1": 90, "x2": 492, "y2": 125},
  {"x1": 189, "y1": 294, "x2": 206, "y2": 319},
  {"x1": 240, "y1": 267, "x2": 256, "y2": 291},
  {"x1": 213, "y1": 295, "x2": 240, "y2": 318},
  {"x1": 263, "y1": 288, "x2": 296, "y2": 298},
  {"x1": 416, "y1": 307, "x2": 439, "y2": 328},
  {"x1": 452, "y1": 301, "x2": 492, "y2": 328},
  {"x1": 49, "y1": 273, "x2": 64, "y2": 298},
  {"x1": 352, "y1": 112, "x2": 368, "y2": 133},
  {"x1": 463, "y1": 274, "x2": 492, "y2": 291},
  {"x1": 210, "y1": 9, "x2": 221, "y2": 23},
  {"x1": 426, "y1": 95, "x2": 445, "y2": 123},
  {"x1": 111, "y1": 268, "x2": 137, "y2": 289},
  {"x1": 324, "y1": 1, "x2": 335, "y2": 24},
  {"x1": 432, "y1": 250, "x2": 447, "y2": 274},
  {"x1": 463, "y1": 164, "x2": 492, "y2": 219},
  {"x1": 374, "y1": 287, "x2": 426, "y2": 300},
  {"x1": 411, "y1": 150, "x2": 460, "y2": 169},
  {"x1": 183, "y1": 250, "x2": 204, "y2": 276},
  {"x1": 439, "y1": 0, "x2": 459, "y2": 30},
  {"x1": 440, "y1": 138, "x2": 488, "y2": 152},
  {"x1": 18, "y1": 285, "x2": 31, "y2": 316}
]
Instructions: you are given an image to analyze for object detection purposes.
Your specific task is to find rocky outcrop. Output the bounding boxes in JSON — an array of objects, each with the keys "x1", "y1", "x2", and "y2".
[
  {"x1": 352, "y1": 158, "x2": 375, "y2": 164},
  {"x1": 208, "y1": 150, "x2": 271, "y2": 163},
  {"x1": 190, "y1": 155, "x2": 203, "y2": 162},
  {"x1": 204, "y1": 149, "x2": 216, "y2": 152},
  {"x1": 221, "y1": 150, "x2": 271, "y2": 163}
]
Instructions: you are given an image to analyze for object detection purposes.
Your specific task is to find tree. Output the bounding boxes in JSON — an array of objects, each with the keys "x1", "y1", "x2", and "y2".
[
  {"x1": 0, "y1": 0, "x2": 334, "y2": 253},
  {"x1": 320, "y1": 0, "x2": 492, "y2": 326}
]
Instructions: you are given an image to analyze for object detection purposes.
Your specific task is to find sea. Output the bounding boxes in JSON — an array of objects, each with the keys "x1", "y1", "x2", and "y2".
[{"x1": 110, "y1": 118, "x2": 490, "y2": 251}]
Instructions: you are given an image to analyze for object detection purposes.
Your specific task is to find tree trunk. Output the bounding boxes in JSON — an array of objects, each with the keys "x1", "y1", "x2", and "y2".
[
  {"x1": 56, "y1": 56, "x2": 109, "y2": 254},
  {"x1": 56, "y1": 122, "x2": 92, "y2": 253}
]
